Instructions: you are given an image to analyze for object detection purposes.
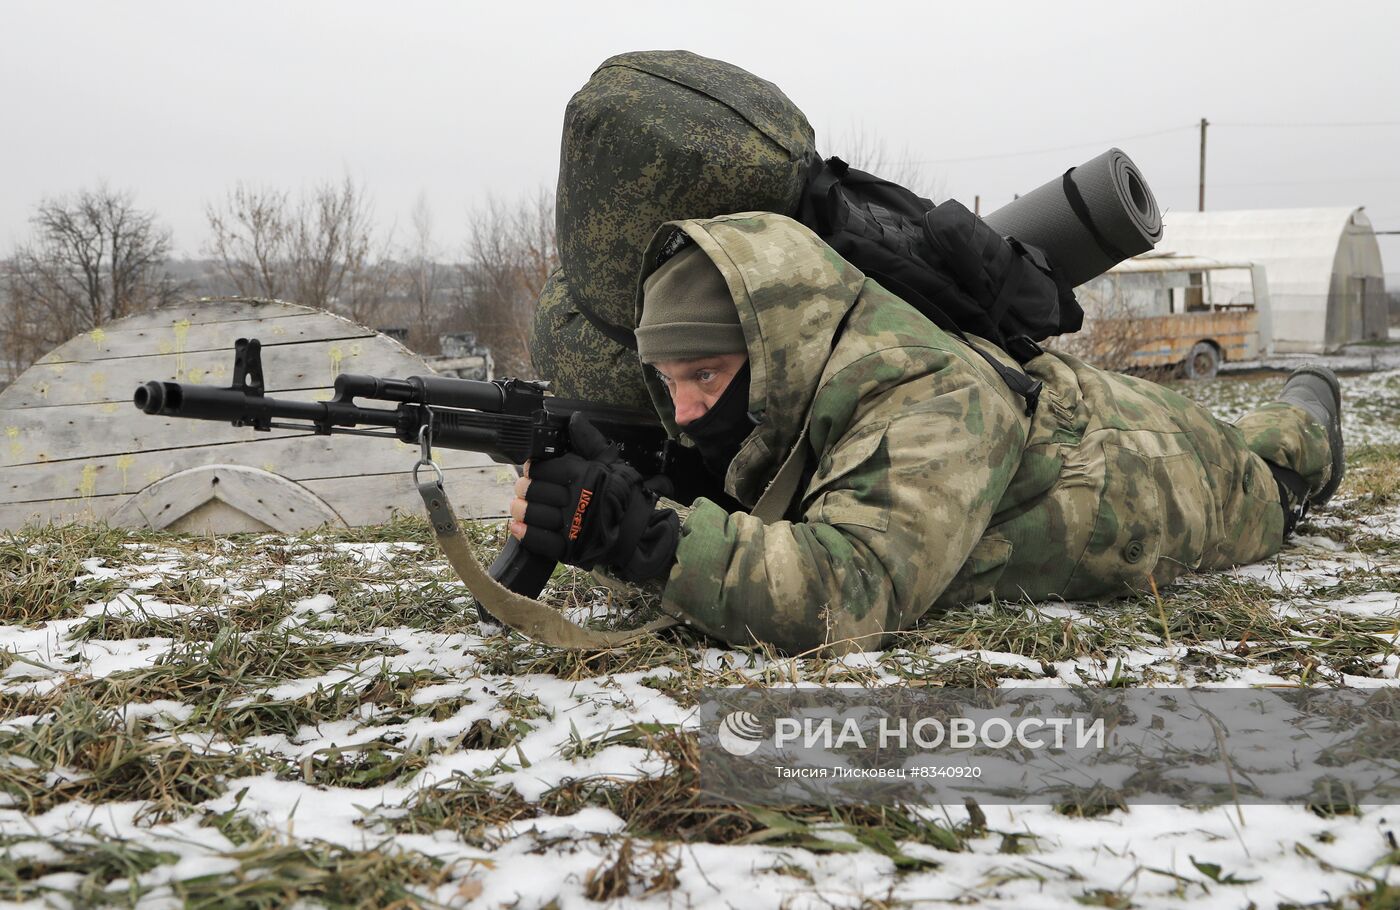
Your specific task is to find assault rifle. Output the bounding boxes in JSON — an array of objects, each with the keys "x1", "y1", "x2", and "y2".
[{"x1": 133, "y1": 338, "x2": 692, "y2": 598}]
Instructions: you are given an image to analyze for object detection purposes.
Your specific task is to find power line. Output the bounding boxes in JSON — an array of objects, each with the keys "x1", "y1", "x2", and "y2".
[
  {"x1": 1214, "y1": 120, "x2": 1400, "y2": 128},
  {"x1": 905, "y1": 119, "x2": 1400, "y2": 168},
  {"x1": 1156, "y1": 175, "x2": 1400, "y2": 190},
  {"x1": 905, "y1": 125, "x2": 1198, "y2": 164}
]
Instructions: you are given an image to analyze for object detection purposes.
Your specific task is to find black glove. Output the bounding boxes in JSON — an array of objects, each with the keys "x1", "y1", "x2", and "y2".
[{"x1": 520, "y1": 413, "x2": 679, "y2": 582}]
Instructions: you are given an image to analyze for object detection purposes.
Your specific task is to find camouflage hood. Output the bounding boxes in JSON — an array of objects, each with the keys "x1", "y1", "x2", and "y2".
[{"x1": 635, "y1": 213, "x2": 865, "y2": 506}]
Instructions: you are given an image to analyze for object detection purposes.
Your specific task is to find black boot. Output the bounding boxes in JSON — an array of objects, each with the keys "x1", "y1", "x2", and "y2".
[{"x1": 1267, "y1": 364, "x2": 1345, "y2": 536}]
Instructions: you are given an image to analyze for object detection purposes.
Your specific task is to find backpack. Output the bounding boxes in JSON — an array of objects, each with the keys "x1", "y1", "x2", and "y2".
[
  {"x1": 796, "y1": 156, "x2": 1084, "y2": 413},
  {"x1": 557, "y1": 51, "x2": 816, "y2": 350}
]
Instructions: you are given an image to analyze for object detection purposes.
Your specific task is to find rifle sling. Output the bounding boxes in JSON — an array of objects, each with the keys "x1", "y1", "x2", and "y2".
[{"x1": 417, "y1": 479, "x2": 678, "y2": 650}]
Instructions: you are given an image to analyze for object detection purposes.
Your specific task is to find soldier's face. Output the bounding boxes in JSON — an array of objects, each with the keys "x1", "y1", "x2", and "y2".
[{"x1": 650, "y1": 353, "x2": 749, "y2": 426}]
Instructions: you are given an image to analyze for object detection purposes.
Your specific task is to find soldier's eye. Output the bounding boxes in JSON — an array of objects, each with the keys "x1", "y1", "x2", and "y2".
[{"x1": 696, "y1": 370, "x2": 716, "y2": 383}]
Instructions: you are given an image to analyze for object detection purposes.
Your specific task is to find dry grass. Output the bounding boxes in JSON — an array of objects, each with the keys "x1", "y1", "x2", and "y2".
[
  {"x1": 1, "y1": 440, "x2": 1398, "y2": 907},
  {"x1": 386, "y1": 774, "x2": 537, "y2": 847},
  {"x1": 72, "y1": 628, "x2": 404, "y2": 711},
  {"x1": 0, "y1": 694, "x2": 283, "y2": 819},
  {"x1": 0, "y1": 828, "x2": 465, "y2": 909},
  {"x1": 0, "y1": 523, "x2": 133, "y2": 623},
  {"x1": 583, "y1": 838, "x2": 681, "y2": 901}
]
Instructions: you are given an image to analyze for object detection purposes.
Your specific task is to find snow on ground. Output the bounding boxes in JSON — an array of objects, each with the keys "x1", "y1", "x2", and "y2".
[
  {"x1": 2, "y1": 370, "x2": 1399, "y2": 907},
  {"x1": 1173, "y1": 367, "x2": 1400, "y2": 447}
]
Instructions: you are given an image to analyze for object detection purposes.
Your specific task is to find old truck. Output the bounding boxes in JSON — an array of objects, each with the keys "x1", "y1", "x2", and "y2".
[{"x1": 1073, "y1": 254, "x2": 1273, "y2": 379}]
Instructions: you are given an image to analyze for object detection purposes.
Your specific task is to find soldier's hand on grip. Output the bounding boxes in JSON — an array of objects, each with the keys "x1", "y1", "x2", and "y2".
[{"x1": 512, "y1": 413, "x2": 679, "y2": 582}]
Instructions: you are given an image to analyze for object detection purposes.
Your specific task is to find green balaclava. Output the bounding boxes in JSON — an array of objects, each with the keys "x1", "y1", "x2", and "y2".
[
  {"x1": 636, "y1": 243, "x2": 754, "y2": 483},
  {"x1": 635, "y1": 244, "x2": 746, "y2": 363}
]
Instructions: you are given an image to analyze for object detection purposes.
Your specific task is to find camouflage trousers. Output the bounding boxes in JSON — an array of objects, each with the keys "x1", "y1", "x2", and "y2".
[{"x1": 963, "y1": 353, "x2": 1336, "y2": 605}]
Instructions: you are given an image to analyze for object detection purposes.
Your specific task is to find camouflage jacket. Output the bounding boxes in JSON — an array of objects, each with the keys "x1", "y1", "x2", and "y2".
[{"x1": 633, "y1": 213, "x2": 1286, "y2": 654}]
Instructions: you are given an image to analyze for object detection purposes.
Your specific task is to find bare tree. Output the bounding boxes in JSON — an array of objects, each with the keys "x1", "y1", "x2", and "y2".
[
  {"x1": 450, "y1": 189, "x2": 556, "y2": 376},
  {"x1": 823, "y1": 124, "x2": 945, "y2": 201},
  {"x1": 204, "y1": 177, "x2": 393, "y2": 324},
  {"x1": 205, "y1": 184, "x2": 291, "y2": 300},
  {"x1": 403, "y1": 192, "x2": 443, "y2": 353},
  {"x1": 2, "y1": 186, "x2": 180, "y2": 375},
  {"x1": 291, "y1": 177, "x2": 378, "y2": 314},
  {"x1": 336, "y1": 231, "x2": 400, "y2": 330},
  {"x1": 1048, "y1": 278, "x2": 1156, "y2": 374}
]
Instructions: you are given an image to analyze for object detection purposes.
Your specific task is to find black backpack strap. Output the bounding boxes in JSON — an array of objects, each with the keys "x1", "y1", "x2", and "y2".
[
  {"x1": 576, "y1": 305, "x2": 642, "y2": 351},
  {"x1": 799, "y1": 158, "x2": 1044, "y2": 416},
  {"x1": 965, "y1": 338, "x2": 1042, "y2": 417},
  {"x1": 1003, "y1": 335, "x2": 1045, "y2": 365},
  {"x1": 796, "y1": 156, "x2": 847, "y2": 234}
]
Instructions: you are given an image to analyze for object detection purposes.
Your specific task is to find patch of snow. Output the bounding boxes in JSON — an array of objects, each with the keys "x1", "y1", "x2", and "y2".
[{"x1": 74, "y1": 637, "x2": 174, "y2": 678}]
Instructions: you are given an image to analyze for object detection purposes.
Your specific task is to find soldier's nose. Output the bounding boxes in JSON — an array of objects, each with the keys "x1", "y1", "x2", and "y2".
[
  {"x1": 675, "y1": 403, "x2": 705, "y2": 425},
  {"x1": 673, "y1": 392, "x2": 707, "y2": 426}
]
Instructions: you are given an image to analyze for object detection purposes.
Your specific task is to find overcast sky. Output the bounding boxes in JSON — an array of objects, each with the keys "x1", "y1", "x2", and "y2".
[{"x1": 3, "y1": 0, "x2": 1398, "y2": 270}]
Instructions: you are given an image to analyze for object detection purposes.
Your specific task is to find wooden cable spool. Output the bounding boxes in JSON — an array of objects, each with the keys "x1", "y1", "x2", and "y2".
[{"x1": 0, "y1": 298, "x2": 515, "y2": 533}]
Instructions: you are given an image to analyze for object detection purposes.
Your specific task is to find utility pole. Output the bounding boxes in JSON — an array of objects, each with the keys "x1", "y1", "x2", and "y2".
[{"x1": 1198, "y1": 117, "x2": 1209, "y2": 212}]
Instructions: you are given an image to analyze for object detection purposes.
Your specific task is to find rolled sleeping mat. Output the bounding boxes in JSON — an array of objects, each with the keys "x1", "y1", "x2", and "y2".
[{"x1": 982, "y1": 147, "x2": 1162, "y2": 287}]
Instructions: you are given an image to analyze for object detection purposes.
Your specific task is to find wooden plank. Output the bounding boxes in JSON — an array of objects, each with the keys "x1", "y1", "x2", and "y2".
[
  {"x1": 120, "y1": 298, "x2": 310, "y2": 326},
  {"x1": 34, "y1": 313, "x2": 377, "y2": 368},
  {"x1": 0, "y1": 394, "x2": 401, "y2": 466},
  {"x1": 302, "y1": 466, "x2": 513, "y2": 525},
  {"x1": 0, "y1": 337, "x2": 410, "y2": 409},
  {"x1": 111, "y1": 465, "x2": 346, "y2": 532},
  {"x1": 0, "y1": 464, "x2": 510, "y2": 531},
  {"x1": 0, "y1": 429, "x2": 507, "y2": 503},
  {"x1": 27, "y1": 299, "x2": 312, "y2": 368},
  {"x1": 0, "y1": 498, "x2": 114, "y2": 530}
]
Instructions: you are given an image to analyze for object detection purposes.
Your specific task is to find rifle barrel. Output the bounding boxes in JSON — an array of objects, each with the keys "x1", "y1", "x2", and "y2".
[{"x1": 133, "y1": 380, "x2": 401, "y2": 430}]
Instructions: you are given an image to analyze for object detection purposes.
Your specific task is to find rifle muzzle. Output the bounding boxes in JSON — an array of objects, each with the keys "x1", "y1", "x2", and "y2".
[
  {"x1": 133, "y1": 380, "x2": 274, "y2": 423},
  {"x1": 134, "y1": 381, "x2": 168, "y2": 414}
]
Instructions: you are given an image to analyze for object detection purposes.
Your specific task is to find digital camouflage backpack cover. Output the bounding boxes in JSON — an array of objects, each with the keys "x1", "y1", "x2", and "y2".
[
  {"x1": 528, "y1": 267, "x2": 654, "y2": 411},
  {"x1": 538, "y1": 50, "x2": 817, "y2": 406}
]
